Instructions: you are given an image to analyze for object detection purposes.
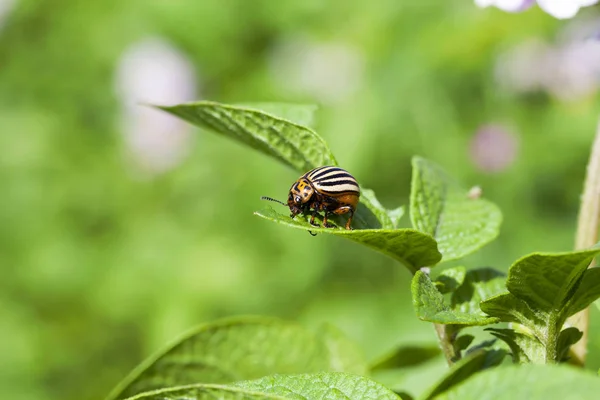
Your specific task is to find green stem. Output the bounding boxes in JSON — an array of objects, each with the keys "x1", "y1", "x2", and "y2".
[
  {"x1": 569, "y1": 118, "x2": 600, "y2": 366},
  {"x1": 545, "y1": 319, "x2": 559, "y2": 364},
  {"x1": 434, "y1": 323, "x2": 457, "y2": 366}
]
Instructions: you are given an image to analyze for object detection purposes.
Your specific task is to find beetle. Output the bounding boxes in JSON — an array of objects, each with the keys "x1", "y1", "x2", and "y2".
[{"x1": 262, "y1": 166, "x2": 361, "y2": 230}]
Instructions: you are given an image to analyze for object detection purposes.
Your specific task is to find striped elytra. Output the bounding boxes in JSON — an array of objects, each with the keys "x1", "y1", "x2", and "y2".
[{"x1": 286, "y1": 166, "x2": 361, "y2": 230}]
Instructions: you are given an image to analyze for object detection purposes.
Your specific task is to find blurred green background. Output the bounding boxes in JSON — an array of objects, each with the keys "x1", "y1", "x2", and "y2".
[{"x1": 1, "y1": 0, "x2": 600, "y2": 399}]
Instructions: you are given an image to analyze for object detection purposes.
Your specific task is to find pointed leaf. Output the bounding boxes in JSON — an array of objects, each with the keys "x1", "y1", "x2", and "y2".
[
  {"x1": 370, "y1": 345, "x2": 441, "y2": 371},
  {"x1": 255, "y1": 208, "x2": 441, "y2": 273},
  {"x1": 122, "y1": 384, "x2": 286, "y2": 400},
  {"x1": 235, "y1": 372, "x2": 401, "y2": 400},
  {"x1": 436, "y1": 364, "x2": 600, "y2": 400},
  {"x1": 236, "y1": 103, "x2": 319, "y2": 128},
  {"x1": 453, "y1": 335, "x2": 475, "y2": 354},
  {"x1": 107, "y1": 317, "x2": 332, "y2": 400},
  {"x1": 421, "y1": 349, "x2": 506, "y2": 400},
  {"x1": 360, "y1": 188, "x2": 401, "y2": 229},
  {"x1": 409, "y1": 157, "x2": 502, "y2": 261},
  {"x1": 566, "y1": 267, "x2": 600, "y2": 317},
  {"x1": 157, "y1": 101, "x2": 336, "y2": 173},
  {"x1": 434, "y1": 266, "x2": 467, "y2": 294},
  {"x1": 556, "y1": 327, "x2": 583, "y2": 362},
  {"x1": 316, "y1": 324, "x2": 368, "y2": 376},
  {"x1": 412, "y1": 271, "x2": 499, "y2": 326},
  {"x1": 506, "y1": 248, "x2": 600, "y2": 320},
  {"x1": 487, "y1": 328, "x2": 544, "y2": 363}
]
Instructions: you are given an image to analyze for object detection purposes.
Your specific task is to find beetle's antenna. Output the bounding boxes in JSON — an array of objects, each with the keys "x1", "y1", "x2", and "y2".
[{"x1": 261, "y1": 196, "x2": 286, "y2": 206}]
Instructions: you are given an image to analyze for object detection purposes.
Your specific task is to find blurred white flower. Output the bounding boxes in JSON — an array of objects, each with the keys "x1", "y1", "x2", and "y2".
[
  {"x1": 495, "y1": 17, "x2": 600, "y2": 101},
  {"x1": 475, "y1": 0, "x2": 535, "y2": 12},
  {"x1": 0, "y1": 0, "x2": 16, "y2": 30},
  {"x1": 114, "y1": 38, "x2": 197, "y2": 175},
  {"x1": 475, "y1": 0, "x2": 598, "y2": 18},
  {"x1": 469, "y1": 124, "x2": 519, "y2": 173},
  {"x1": 268, "y1": 36, "x2": 365, "y2": 104},
  {"x1": 538, "y1": 0, "x2": 598, "y2": 19}
]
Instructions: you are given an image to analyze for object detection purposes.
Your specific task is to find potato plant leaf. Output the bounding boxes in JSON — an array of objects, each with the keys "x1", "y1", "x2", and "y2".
[
  {"x1": 315, "y1": 323, "x2": 368, "y2": 376},
  {"x1": 122, "y1": 384, "x2": 285, "y2": 400},
  {"x1": 369, "y1": 344, "x2": 441, "y2": 371},
  {"x1": 435, "y1": 364, "x2": 600, "y2": 400},
  {"x1": 421, "y1": 349, "x2": 506, "y2": 400},
  {"x1": 255, "y1": 207, "x2": 441, "y2": 273},
  {"x1": 235, "y1": 372, "x2": 401, "y2": 400},
  {"x1": 107, "y1": 316, "x2": 354, "y2": 400},
  {"x1": 433, "y1": 266, "x2": 466, "y2": 294},
  {"x1": 409, "y1": 157, "x2": 502, "y2": 262},
  {"x1": 411, "y1": 271, "x2": 499, "y2": 326},
  {"x1": 486, "y1": 328, "x2": 544, "y2": 364}
]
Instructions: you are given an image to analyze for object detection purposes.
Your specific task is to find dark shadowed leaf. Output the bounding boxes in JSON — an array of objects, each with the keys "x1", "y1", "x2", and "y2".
[
  {"x1": 565, "y1": 267, "x2": 600, "y2": 317},
  {"x1": 369, "y1": 345, "x2": 441, "y2": 371},
  {"x1": 556, "y1": 327, "x2": 583, "y2": 362},
  {"x1": 434, "y1": 266, "x2": 466, "y2": 294},
  {"x1": 486, "y1": 328, "x2": 544, "y2": 364}
]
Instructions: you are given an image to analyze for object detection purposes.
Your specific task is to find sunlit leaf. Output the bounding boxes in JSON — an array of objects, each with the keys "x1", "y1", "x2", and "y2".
[
  {"x1": 122, "y1": 384, "x2": 284, "y2": 400},
  {"x1": 255, "y1": 207, "x2": 441, "y2": 273},
  {"x1": 235, "y1": 372, "x2": 401, "y2": 400},
  {"x1": 409, "y1": 156, "x2": 502, "y2": 261},
  {"x1": 436, "y1": 364, "x2": 600, "y2": 400},
  {"x1": 487, "y1": 328, "x2": 544, "y2": 364},
  {"x1": 236, "y1": 103, "x2": 319, "y2": 128},
  {"x1": 316, "y1": 323, "x2": 368, "y2": 376},
  {"x1": 107, "y1": 317, "x2": 334, "y2": 400},
  {"x1": 451, "y1": 268, "x2": 506, "y2": 316}
]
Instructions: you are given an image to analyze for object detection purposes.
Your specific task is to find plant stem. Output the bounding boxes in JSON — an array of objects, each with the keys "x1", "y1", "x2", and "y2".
[
  {"x1": 434, "y1": 323, "x2": 456, "y2": 366},
  {"x1": 545, "y1": 319, "x2": 559, "y2": 364},
  {"x1": 569, "y1": 118, "x2": 600, "y2": 366}
]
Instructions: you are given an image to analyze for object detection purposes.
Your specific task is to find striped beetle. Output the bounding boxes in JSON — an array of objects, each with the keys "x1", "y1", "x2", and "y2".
[{"x1": 262, "y1": 166, "x2": 360, "y2": 230}]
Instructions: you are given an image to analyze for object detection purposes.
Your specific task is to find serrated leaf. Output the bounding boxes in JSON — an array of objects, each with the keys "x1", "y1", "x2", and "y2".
[
  {"x1": 435, "y1": 364, "x2": 600, "y2": 400},
  {"x1": 421, "y1": 349, "x2": 506, "y2": 400},
  {"x1": 451, "y1": 268, "x2": 506, "y2": 316},
  {"x1": 157, "y1": 101, "x2": 336, "y2": 173},
  {"x1": 316, "y1": 324, "x2": 368, "y2": 376},
  {"x1": 409, "y1": 157, "x2": 502, "y2": 262},
  {"x1": 565, "y1": 267, "x2": 600, "y2": 317},
  {"x1": 107, "y1": 317, "x2": 333, "y2": 400},
  {"x1": 487, "y1": 328, "x2": 544, "y2": 364},
  {"x1": 370, "y1": 345, "x2": 441, "y2": 371},
  {"x1": 236, "y1": 103, "x2": 319, "y2": 128},
  {"x1": 556, "y1": 327, "x2": 583, "y2": 362},
  {"x1": 122, "y1": 384, "x2": 285, "y2": 400},
  {"x1": 235, "y1": 372, "x2": 401, "y2": 400},
  {"x1": 412, "y1": 271, "x2": 499, "y2": 326},
  {"x1": 158, "y1": 100, "x2": 393, "y2": 229},
  {"x1": 434, "y1": 266, "x2": 466, "y2": 294},
  {"x1": 255, "y1": 207, "x2": 441, "y2": 273},
  {"x1": 506, "y1": 248, "x2": 600, "y2": 322}
]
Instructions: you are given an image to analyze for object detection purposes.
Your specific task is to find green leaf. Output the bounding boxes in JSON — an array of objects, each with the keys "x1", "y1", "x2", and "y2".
[
  {"x1": 107, "y1": 316, "x2": 334, "y2": 400},
  {"x1": 316, "y1": 324, "x2": 368, "y2": 376},
  {"x1": 453, "y1": 335, "x2": 475, "y2": 354},
  {"x1": 255, "y1": 207, "x2": 441, "y2": 273},
  {"x1": 421, "y1": 349, "x2": 506, "y2": 400},
  {"x1": 411, "y1": 271, "x2": 499, "y2": 326},
  {"x1": 435, "y1": 364, "x2": 600, "y2": 400},
  {"x1": 487, "y1": 328, "x2": 544, "y2": 364},
  {"x1": 565, "y1": 267, "x2": 600, "y2": 317},
  {"x1": 556, "y1": 327, "x2": 583, "y2": 362},
  {"x1": 369, "y1": 345, "x2": 441, "y2": 371},
  {"x1": 409, "y1": 157, "x2": 502, "y2": 262},
  {"x1": 360, "y1": 188, "x2": 403, "y2": 229},
  {"x1": 506, "y1": 248, "x2": 600, "y2": 322},
  {"x1": 451, "y1": 268, "x2": 506, "y2": 316},
  {"x1": 157, "y1": 101, "x2": 336, "y2": 173},
  {"x1": 122, "y1": 384, "x2": 286, "y2": 400},
  {"x1": 434, "y1": 266, "x2": 466, "y2": 294},
  {"x1": 480, "y1": 292, "x2": 542, "y2": 331},
  {"x1": 236, "y1": 103, "x2": 319, "y2": 128},
  {"x1": 235, "y1": 372, "x2": 401, "y2": 400}
]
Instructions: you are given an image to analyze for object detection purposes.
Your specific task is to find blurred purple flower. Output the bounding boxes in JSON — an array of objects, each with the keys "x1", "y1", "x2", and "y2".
[
  {"x1": 495, "y1": 16, "x2": 600, "y2": 102},
  {"x1": 114, "y1": 38, "x2": 197, "y2": 176},
  {"x1": 469, "y1": 124, "x2": 519, "y2": 173},
  {"x1": 476, "y1": 0, "x2": 599, "y2": 19}
]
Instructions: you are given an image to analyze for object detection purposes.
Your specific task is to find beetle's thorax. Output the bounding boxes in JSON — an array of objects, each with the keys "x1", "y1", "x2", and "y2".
[{"x1": 288, "y1": 178, "x2": 315, "y2": 207}]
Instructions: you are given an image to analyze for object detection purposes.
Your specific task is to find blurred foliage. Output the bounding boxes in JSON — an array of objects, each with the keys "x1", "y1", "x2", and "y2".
[{"x1": 1, "y1": 1, "x2": 599, "y2": 400}]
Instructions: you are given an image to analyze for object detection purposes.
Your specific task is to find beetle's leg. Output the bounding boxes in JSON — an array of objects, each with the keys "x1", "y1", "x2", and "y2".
[
  {"x1": 309, "y1": 209, "x2": 320, "y2": 227},
  {"x1": 322, "y1": 211, "x2": 333, "y2": 228},
  {"x1": 330, "y1": 206, "x2": 354, "y2": 230}
]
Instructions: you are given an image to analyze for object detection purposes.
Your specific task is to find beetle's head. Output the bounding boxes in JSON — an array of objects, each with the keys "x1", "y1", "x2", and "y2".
[{"x1": 287, "y1": 179, "x2": 314, "y2": 217}]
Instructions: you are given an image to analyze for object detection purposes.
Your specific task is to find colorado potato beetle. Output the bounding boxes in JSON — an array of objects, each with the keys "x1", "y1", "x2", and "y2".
[{"x1": 262, "y1": 166, "x2": 361, "y2": 230}]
